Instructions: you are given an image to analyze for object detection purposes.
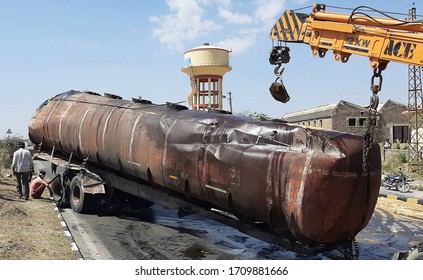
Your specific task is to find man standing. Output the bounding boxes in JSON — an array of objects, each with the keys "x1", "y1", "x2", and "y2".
[{"x1": 11, "y1": 141, "x2": 34, "y2": 200}]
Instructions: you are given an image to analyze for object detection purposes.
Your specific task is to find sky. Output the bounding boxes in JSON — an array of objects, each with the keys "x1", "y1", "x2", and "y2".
[{"x1": 1, "y1": 0, "x2": 422, "y2": 138}]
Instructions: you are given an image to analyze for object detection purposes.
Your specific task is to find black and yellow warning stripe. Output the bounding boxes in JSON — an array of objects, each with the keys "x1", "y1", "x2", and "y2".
[{"x1": 270, "y1": 10, "x2": 308, "y2": 42}]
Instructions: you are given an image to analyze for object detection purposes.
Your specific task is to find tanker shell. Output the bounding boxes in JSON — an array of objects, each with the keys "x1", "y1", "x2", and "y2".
[{"x1": 28, "y1": 90, "x2": 381, "y2": 245}]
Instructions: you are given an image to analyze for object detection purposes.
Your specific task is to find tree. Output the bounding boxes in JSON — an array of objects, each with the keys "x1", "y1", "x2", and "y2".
[
  {"x1": 235, "y1": 111, "x2": 270, "y2": 120},
  {"x1": 0, "y1": 135, "x2": 23, "y2": 170}
]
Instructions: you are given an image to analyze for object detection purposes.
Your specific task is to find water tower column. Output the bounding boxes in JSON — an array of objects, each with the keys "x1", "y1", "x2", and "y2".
[{"x1": 194, "y1": 75, "x2": 222, "y2": 109}]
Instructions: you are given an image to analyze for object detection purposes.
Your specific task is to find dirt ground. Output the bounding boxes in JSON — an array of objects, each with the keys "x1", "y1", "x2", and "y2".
[
  {"x1": 0, "y1": 174, "x2": 77, "y2": 260},
  {"x1": 376, "y1": 195, "x2": 423, "y2": 221},
  {"x1": 1, "y1": 169, "x2": 422, "y2": 260}
]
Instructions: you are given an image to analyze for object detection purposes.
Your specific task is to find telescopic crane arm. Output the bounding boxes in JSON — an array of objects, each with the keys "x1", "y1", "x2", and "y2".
[{"x1": 269, "y1": 3, "x2": 423, "y2": 105}]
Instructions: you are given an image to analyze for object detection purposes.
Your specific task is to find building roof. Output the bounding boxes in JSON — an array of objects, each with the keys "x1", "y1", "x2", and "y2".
[
  {"x1": 282, "y1": 100, "x2": 363, "y2": 122},
  {"x1": 282, "y1": 99, "x2": 406, "y2": 123},
  {"x1": 377, "y1": 99, "x2": 407, "y2": 112},
  {"x1": 282, "y1": 102, "x2": 337, "y2": 123}
]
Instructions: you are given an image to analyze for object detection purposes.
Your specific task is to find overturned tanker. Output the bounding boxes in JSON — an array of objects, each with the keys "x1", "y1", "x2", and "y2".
[{"x1": 28, "y1": 90, "x2": 381, "y2": 253}]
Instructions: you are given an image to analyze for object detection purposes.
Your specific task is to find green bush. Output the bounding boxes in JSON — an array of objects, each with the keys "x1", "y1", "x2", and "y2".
[
  {"x1": 0, "y1": 136, "x2": 24, "y2": 169},
  {"x1": 382, "y1": 152, "x2": 407, "y2": 175},
  {"x1": 398, "y1": 153, "x2": 407, "y2": 163}
]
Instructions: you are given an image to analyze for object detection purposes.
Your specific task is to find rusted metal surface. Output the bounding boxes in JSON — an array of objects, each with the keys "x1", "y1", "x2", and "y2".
[{"x1": 28, "y1": 90, "x2": 381, "y2": 245}]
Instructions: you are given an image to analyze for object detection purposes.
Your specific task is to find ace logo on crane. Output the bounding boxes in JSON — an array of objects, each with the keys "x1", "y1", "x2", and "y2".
[{"x1": 383, "y1": 39, "x2": 416, "y2": 60}]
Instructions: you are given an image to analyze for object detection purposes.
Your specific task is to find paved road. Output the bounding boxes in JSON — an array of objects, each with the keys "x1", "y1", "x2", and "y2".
[
  {"x1": 60, "y1": 206, "x2": 304, "y2": 260},
  {"x1": 379, "y1": 185, "x2": 423, "y2": 204},
  {"x1": 35, "y1": 160, "x2": 423, "y2": 260},
  {"x1": 60, "y1": 195, "x2": 423, "y2": 260}
]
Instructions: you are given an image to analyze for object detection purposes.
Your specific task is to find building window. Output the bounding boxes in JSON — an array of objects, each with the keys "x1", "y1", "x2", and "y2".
[
  {"x1": 358, "y1": 118, "x2": 367, "y2": 127},
  {"x1": 393, "y1": 126, "x2": 409, "y2": 143},
  {"x1": 348, "y1": 117, "x2": 370, "y2": 127},
  {"x1": 320, "y1": 120, "x2": 323, "y2": 127}
]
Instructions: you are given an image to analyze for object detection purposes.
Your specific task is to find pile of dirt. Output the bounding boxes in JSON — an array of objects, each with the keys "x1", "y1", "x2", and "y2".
[{"x1": 0, "y1": 174, "x2": 77, "y2": 260}]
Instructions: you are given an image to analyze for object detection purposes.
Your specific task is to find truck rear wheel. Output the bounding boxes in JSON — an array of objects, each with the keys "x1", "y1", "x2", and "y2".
[
  {"x1": 70, "y1": 175, "x2": 93, "y2": 213},
  {"x1": 50, "y1": 174, "x2": 70, "y2": 208}
]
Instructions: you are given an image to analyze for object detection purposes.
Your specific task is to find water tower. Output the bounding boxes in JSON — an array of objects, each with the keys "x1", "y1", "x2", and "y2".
[{"x1": 182, "y1": 43, "x2": 231, "y2": 110}]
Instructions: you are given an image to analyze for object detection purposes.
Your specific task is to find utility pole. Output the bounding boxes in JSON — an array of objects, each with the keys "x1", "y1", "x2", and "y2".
[
  {"x1": 407, "y1": 4, "x2": 423, "y2": 173},
  {"x1": 226, "y1": 91, "x2": 233, "y2": 113}
]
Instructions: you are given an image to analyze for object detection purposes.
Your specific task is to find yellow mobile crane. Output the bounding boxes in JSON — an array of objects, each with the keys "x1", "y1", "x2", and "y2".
[
  {"x1": 269, "y1": 3, "x2": 423, "y2": 106},
  {"x1": 269, "y1": 4, "x2": 423, "y2": 260},
  {"x1": 269, "y1": 3, "x2": 423, "y2": 172}
]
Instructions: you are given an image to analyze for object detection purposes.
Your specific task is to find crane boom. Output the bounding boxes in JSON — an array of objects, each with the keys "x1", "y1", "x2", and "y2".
[{"x1": 269, "y1": 4, "x2": 423, "y2": 69}]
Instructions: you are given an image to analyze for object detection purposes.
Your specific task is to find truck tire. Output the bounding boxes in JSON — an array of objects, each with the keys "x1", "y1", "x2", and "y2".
[
  {"x1": 70, "y1": 175, "x2": 92, "y2": 213},
  {"x1": 50, "y1": 175, "x2": 70, "y2": 208},
  {"x1": 50, "y1": 175, "x2": 63, "y2": 203}
]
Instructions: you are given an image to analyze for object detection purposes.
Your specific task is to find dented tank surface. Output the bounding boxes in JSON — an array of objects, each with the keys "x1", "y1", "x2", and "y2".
[{"x1": 28, "y1": 90, "x2": 381, "y2": 245}]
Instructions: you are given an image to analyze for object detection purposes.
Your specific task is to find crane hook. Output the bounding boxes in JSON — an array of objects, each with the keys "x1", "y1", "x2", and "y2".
[
  {"x1": 269, "y1": 46, "x2": 291, "y2": 103},
  {"x1": 273, "y1": 64, "x2": 285, "y2": 79}
]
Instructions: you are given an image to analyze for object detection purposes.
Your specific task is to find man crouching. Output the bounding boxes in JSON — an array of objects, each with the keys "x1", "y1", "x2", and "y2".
[{"x1": 30, "y1": 170, "x2": 53, "y2": 199}]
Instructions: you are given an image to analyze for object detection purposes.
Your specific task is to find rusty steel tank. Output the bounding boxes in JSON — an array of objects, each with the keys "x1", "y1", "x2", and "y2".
[{"x1": 28, "y1": 90, "x2": 381, "y2": 246}]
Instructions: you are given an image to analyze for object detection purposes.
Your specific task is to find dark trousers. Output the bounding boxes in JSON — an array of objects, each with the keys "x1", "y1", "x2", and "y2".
[{"x1": 15, "y1": 172, "x2": 30, "y2": 199}]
